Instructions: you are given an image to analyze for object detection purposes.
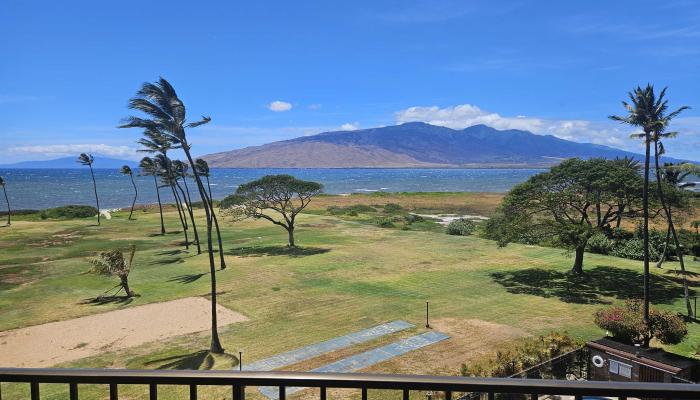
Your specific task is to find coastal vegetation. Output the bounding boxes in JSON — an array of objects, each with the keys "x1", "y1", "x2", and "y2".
[
  {"x1": 120, "y1": 165, "x2": 138, "y2": 220},
  {"x1": 89, "y1": 245, "x2": 137, "y2": 299}
]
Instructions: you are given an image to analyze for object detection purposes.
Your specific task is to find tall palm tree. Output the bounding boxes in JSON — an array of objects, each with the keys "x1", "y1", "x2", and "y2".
[
  {"x1": 630, "y1": 90, "x2": 692, "y2": 316},
  {"x1": 77, "y1": 153, "x2": 100, "y2": 226},
  {"x1": 0, "y1": 176, "x2": 10, "y2": 226},
  {"x1": 119, "y1": 77, "x2": 224, "y2": 353},
  {"x1": 120, "y1": 165, "x2": 138, "y2": 220},
  {"x1": 609, "y1": 84, "x2": 660, "y2": 328},
  {"x1": 156, "y1": 154, "x2": 190, "y2": 250},
  {"x1": 139, "y1": 157, "x2": 165, "y2": 234},
  {"x1": 173, "y1": 160, "x2": 201, "y2": 254},
  {"x1": 195, "y1": 158, "x2": 226, "y2": 269}
]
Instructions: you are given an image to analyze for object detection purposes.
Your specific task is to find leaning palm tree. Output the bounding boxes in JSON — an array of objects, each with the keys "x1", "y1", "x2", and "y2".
[
  {"x1": 139, "y1": 157, "x2": 165, "y2": 234},
  {"x1": 195, "y1": 158, "x2": 226, "y2": 269},
  {"x1": 120, "y1": 165, "x2": 138, "y2": 220},
  {"x1": 119, "y1": 77, "x2": 224, "y2": 353},
  {"x1": 0, "y1": 176, "x2": 10, "y2": 226},
  {"x1": 156, "y1": 155, "x2": 190, "y2": 250},
  {"x1": 609, "y1": 84, "x2": 661, "y2": 327},
  {"x1": 139, "y1": 128, "x2": 191, "y2": 243},
  {"x1": 77, "y1": 153, "x2": 100, "y2": 225}
]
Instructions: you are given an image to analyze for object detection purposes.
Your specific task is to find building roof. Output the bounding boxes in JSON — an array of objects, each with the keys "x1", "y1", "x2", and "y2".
[{"x1": 588, "y1": 338, "x2": 698, "y2": 373}]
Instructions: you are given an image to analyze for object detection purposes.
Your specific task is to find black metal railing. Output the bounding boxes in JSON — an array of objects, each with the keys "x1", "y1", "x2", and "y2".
[{"x1": 0, "y1": 368, "x2": 699, "y2": 400}]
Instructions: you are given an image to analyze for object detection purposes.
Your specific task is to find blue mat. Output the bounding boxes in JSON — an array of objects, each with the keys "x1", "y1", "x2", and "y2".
[
  {"x1": 258, "y1": 331, "x2": 450, "y2": 399},
  {"x1": 245, "y1": 320, "x2": 414, "y2": 372}
]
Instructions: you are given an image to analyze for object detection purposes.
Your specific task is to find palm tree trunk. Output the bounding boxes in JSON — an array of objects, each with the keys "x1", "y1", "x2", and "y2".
[
  {"x1": 642, "y1": 131, "x2": 651, "y2": 328},
  {"x1": 153, "y1": 175, "x2": 165, "y2": 234},
  {"x1": 653, "y1": 141, "x2": 692, "y2": 317},
  {"x1": 170, "y1": 184, "x2": 189, "y2": 249},
  {"x1": 89, "y1": 164, "x2": 100, "y2": 225},
  {"x1": 181, "y1": 144, "x2": 224, "y2": 354},
  {"x1": 656, "y1": 224, "x2": 672, "y2": 268},
  {"x1": 3, "y1": 185, "x2": 10, "y2": 226},
  {"x1": 206, "y1": 175, "x2": 227, "y2": 269},
  {"x1": 177, "y1": 179, "x2": 201, "y2": 254},
  {"x1": 128, "y1": 173, "x2": 137, "y2": 220}
]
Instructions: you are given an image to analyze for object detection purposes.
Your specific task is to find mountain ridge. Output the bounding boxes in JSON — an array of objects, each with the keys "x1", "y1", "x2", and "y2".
[{"x1": 201, "y1": 122, "x2": 693, "y2": 168}]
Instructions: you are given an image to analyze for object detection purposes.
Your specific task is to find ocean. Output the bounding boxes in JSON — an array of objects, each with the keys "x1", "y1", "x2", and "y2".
[{"x1": 0, "y1": 168, "x2": 545, "y2": 210}]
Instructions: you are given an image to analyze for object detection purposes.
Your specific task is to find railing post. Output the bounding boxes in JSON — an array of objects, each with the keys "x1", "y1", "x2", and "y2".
[
  {"x1": 487, "y1": 392, "x2": 494, "y2": 400},
  {"x1": 530, "y1": 393, "x2": 538, "y2": 400},
  {"x1": 70, "y1": 383, "x2": 78, "y2": 400},
  {"x1": 30, "y1": 381, "x2": 39, "y2": 400},
  {"x1": 189, "y1": 384, "x2": 197, "y2": 400},
  {"x1": 362, "y1": 387, "x2": 367, "y2": 400},
  {"x1": 110, "y1": 383, "x2": 118, "y2": 400},
  {"x1": 445, "y1": 391, "x2": 452, "y2": 400},
  {"x1": 320, "y1": 386, "x2": 327, "y2": 400},
  {"x1": 149, "y1": 383, "x2": 157, "y2": 400},
  {"x1": 279, "y1": 386, "x2": 286, "y2": 400},
  {"x1": 403, "y1": 389, "x2": 409, "y2": 400},
  {"x1": 233, "y1": 385, "x2": 245, "y2": 400}
]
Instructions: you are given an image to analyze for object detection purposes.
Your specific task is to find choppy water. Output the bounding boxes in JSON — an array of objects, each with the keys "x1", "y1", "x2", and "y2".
[{"x1": 0, "y1": 168, "x2": 545, "y2": 210}]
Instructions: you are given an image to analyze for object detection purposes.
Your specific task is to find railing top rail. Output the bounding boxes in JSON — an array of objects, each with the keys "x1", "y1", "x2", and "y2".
[{"x1": 0, "y1": 368, "x2": 698, "y2": 398}]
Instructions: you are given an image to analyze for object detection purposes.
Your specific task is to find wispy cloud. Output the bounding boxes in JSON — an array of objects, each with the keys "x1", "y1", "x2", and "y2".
[
  {"x1": 268, "y1": 100, "x2": 293, "y2": 112},
  {"x1": 8, "y1": 144, "x2": 140, "y2": 159}
]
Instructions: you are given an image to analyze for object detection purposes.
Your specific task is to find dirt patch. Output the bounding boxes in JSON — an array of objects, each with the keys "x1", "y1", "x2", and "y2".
[
  {"x1": 363, "y1": 318, "x2": 527, "y2": 375},
  {"x1": 0, "y1": 297, "x2": 248, "y2": 368}
]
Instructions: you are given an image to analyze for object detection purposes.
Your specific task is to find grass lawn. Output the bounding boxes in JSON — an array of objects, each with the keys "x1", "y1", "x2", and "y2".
[{"x1": 1, "y1": 194, "x2": 699, "y2": 399}]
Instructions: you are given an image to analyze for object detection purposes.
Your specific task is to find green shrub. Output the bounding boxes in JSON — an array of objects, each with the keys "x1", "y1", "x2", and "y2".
[
  {"x1": 41, "y1": 205, "x2": 98, "y2": 219},
  {"x1": 678, "y1": 229, "x2": 700, "y2": 257},
  {"x1": 586, "y1": 233, "x2": 614, "y2": 255},
  {"x1": 610, "y1": 238, "x2": 661, "y2": 261},
  {"x1": 446, "y1": 218, "x2": 476, "y2": 236},
  {"x1": 349, "y1": 204, "x2": 376, "y2": 213},
  {"x1": 373, "y1": 217, "x2": 396, "y2": 228},
  {"x1": 594, "y1": 299, "x2": 687, "y2": 346},
  {"x1": 403, "y1": 214, "x2": 424, "y2": 224},
  {"x1": 383, "y1": 203, "x2": 403, "y2": 213},
  {"x1": 326, "y1": 204, "x2": 375, "y2": 216}
]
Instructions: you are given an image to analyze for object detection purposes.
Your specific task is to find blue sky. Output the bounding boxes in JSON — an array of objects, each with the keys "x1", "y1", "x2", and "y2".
[{"x1": 1, "y1": 0, "x2": 699, "y2": 163}]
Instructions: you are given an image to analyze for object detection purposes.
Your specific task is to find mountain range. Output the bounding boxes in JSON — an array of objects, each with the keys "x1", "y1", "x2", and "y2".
[
  {"x1": 202, "y1": 122, "x2": 690, "y2": 168},
  {"x1": 0, "y1": 156, "x2": 138, "y2": 169}
]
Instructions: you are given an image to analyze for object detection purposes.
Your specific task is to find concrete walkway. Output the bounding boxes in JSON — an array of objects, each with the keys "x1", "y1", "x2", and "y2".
[
  {"x1": 259, "y1": 331, "x2": 450, "y2": 400},
  {"x1": 245, "y1": 320, "x2": 414, "y2": 371}
]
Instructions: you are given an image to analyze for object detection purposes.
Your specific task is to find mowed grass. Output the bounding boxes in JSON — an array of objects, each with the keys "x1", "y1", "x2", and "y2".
[{"x1": 1, "y1": 196, "x2": 699, "y2": 399}]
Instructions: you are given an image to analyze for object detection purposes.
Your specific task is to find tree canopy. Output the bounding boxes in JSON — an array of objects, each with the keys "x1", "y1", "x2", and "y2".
[
  {"x1": 489, "y1": 158, "x2": 646, "y2": 274},
  {"x1": 226, "y1": 174, "x2": 323, "y2": 247}
]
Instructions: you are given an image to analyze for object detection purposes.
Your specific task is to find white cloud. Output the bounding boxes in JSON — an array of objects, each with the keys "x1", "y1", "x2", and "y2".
[
  {"x1": 308, "y1": 103, "x2": 322, "y2": 110},
  {"x1": 340, "y1": 122, "x2": 360, "y2": 131},
  {"x1": 268, "y1": 100, "x2": 292, "y2": 112},
  {"x1": 394, "y1": 103, "x2": 638, "y2": 149},
  {"x1": 8, "y1": 144, "x2": 140, "y2": 159}
]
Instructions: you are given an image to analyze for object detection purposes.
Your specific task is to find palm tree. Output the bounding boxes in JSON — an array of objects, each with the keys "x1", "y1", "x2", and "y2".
[
  {"x1": 632, "y1": 90, "x2": 692, "y2": 316},
  {"x1": 139, "y1": 157, "x2": 166, "y2": 234},
  {"x1": 609, "y1": 84, "x2": 660, "y2": 328},
  {"x1": 173, "y1": 160, "x2": 201, "y2": 254},
  {"x1": 119, "y1": 77, "x2": 224, "y2": 353},
  {"x1": 0, "y1": 176, "x2": 10, "y2": 226},
  {"x1": 156, "y1": 154, "x2": 190, "y2": 250},
  {"x1": 120, "y1": 165, "x2": 138, "y2": 220},
  {"x1": 195, "y1": 158, "x2": 226, "y2": 269},
  {"x1": 77, "y1": 153, "x2": 100, "y2": 225},
  {"x1": 139, "y1": 128, "x2": 191, "y2": 245}
]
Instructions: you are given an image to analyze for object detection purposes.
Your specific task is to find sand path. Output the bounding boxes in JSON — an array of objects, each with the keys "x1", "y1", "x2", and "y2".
[{"x1": 0, "y1": 297, "x2": 247, "y2": 368}]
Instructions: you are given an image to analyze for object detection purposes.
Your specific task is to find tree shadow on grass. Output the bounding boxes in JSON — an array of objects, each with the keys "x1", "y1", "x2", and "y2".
[
  {"x1": 490, "y1": 265, "x2": 694, "y2": 305},
  {"x1": 150, "y1": 257, "x2": 185, "y2": 266},
  {"x1": 228, "y1": 245, "x2": 330, "y2": 258},
  {"x1": 145, "y1": 350, "x2": 238, "y2": 370},
  {"x1": 168, "y1": 273, "x2": 207, "y2": 284},
  {"x1": 157, "y1": 249, "x2": 187, "y2": 256},
  {"x1": 81, "y1": 295, "x2": 137, "y2": 306}
]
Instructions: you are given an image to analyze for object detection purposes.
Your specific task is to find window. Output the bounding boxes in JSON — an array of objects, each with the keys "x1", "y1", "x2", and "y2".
[{"x1": 609, "y1": 359, "x2": 633, "y2": 378}]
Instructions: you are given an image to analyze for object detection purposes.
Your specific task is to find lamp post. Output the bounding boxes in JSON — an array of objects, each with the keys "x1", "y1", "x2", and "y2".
[
  {"x1": 239, "y1": 351, "x2": 243, "y2": 371},
  {"x1": 425, "y1": 301, "x2": 430, "y2": 328}
]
